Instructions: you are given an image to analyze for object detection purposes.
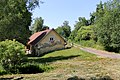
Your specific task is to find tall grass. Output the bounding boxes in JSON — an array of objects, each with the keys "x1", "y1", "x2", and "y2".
[{"x1": 78, "y1": 40, "x2": 104, "y2": 50}]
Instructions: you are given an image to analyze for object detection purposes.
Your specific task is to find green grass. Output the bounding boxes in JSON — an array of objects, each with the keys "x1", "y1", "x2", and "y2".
[
  {"x1": 77, "y1": 40, "x2": 104, "y2": 50},
  {"x1": 43, "y1": 47, "x2": 98, "y2": 60},
  {"x1": 42, "y1": 48, "x2": 82, "y2": 58},
  {"x1": 28, "y1": 47, "x2": 97, "y2": 64}
]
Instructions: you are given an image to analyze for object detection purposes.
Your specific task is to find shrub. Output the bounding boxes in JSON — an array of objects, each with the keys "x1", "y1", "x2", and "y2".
[
  {"x1": 79, "y1": 40, "x2": 95, "y2": 47},
  {"x1": 0, "y1": 39, "x2": 27, "y2": 73},
  {"x1": 0, "y1": 70, "x2": 7, "y2": 75}
]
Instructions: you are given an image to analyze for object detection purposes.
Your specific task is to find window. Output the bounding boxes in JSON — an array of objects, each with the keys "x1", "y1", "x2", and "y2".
[
  {"x1": 49, "y1": 37, "x2": 54, "y2": 43},
  {"x1": 50, "y1": 37, "x2": 54, "y2": 41}
]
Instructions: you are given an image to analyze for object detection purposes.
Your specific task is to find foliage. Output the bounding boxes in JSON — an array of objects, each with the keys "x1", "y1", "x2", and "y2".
[
  {"x1": 69, "y1": 29, "x2": 77, "y2": 42},
  {"x1": 89, "y1": 13, "x2": 95, "y2": 25},
  {"x1": 0, "y1": 70, "x2": 7, "y2": 75},
  {"x1": 0, "y1": 40, "x2": 53, "y2": 74},
  {"x1": 55, "y1": 26, "x2": 64, "y2": 37},
  {"x1": 77, "y1": 40, "x2": 104, "y2": 50},
  {"x1": 31, "y1": 17, "x2": 44, "y2": 33},
  {"x1": 69, "y1": 17, "x2": 90, "y2": 42},
  {"x1": 62, "y1": 21, "x2": 71, "y2": 38},
  {"x1": 31, "y1": 17, "x2": 50, "y2": 34},
  {"x1": 56, "y1": 21, "x2": 71, "y2": 39},
  {"x1": 0, "y1": 0, "x2": 32, "y2": 45},
  {"x1": 74, "y1": 17, "x2": 89, "y2": 31},
  {"x1": 27, "y1": 0, "x2": 42, "y2": 10},
  {"x1": 75, "y1": 25, "x2": 94, "y2": 41},
  {"x1": 0, "y1": 40, "x2": 27, "y2": 73},
  {"x1": 70, "y1": 25, "x2": 95, "y2": 42},
  {"x1": 70, "y1": 0, "x2": 120, "y2": 53},
  {"x1": 0, "y1": 64, "x2": 7, "y2": 75},
  {"x1": 42, "y1": 25, "x2": 49, "y2": 30},
  {"x1": 95, "y1": 0, "x2": 120, "y2": 52}
]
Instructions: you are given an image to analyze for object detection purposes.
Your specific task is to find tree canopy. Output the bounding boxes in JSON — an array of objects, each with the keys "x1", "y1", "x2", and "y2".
[
  {"x1": 56, "y1": 21, "x2": 71, "y2": 39},
  {"x1": 0, "y1": 0, "x2": 41, "y2": 45},
  {"x1": 31, "y1": 17, "x2": 49, "y2": 33},
  {"x1": 70, "y1": 0, "x2": 120, "y2": 52},
  {"x1": 95, "y1": 0, "x2": 120, "y2": 52},
  {"x1": 31, "y1": 17, "x2": 44, "y2": 33}
]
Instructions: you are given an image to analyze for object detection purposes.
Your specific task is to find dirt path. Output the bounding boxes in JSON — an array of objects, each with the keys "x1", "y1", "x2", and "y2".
[{"x1": 80, "y1": 47, "x2": 120, "y2": 59}]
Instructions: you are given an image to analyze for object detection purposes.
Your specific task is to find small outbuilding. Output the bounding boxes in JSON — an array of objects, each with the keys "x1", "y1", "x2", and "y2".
[{"x1": 27, "y1": 29, "x2": 66, "y2": 56}]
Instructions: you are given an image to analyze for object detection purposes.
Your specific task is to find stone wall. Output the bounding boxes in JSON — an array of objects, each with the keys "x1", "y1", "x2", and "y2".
[{"x1": 34, "y1": 41, "x2": 65, "y2": 56}]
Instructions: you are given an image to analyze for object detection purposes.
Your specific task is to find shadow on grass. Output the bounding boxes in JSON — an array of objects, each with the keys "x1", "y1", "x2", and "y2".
[
  {"x1": 0, "y1": 77, "x2": 23, "y2": 80},
  {"x1": 67, "y1": 76, "x2": 113, "y2": 80},
  {"x1": 27, "y1": 47, "x2": 72, "y2": 57},
  {"x1": 0, "y1": 78, "x2": 13, "y2": 80},
  {"x1": 28, "y1": 55, "x2": 80, "y2": 63}
]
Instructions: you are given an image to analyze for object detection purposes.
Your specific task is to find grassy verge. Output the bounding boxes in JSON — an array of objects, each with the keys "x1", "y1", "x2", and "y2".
[{"x1": 76, "y1": 40, "x2": 104, "y2": 50}]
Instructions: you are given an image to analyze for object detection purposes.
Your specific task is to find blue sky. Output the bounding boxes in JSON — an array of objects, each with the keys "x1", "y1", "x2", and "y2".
[{"x1": 32, "y1": 0, "x2": 108, "y2": 30}]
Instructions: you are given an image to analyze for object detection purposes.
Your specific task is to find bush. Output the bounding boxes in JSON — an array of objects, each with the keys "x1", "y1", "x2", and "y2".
[
  {"x1": 0, "y1": 39, "x2": 27, "y2": 73},
  {"x1": 0, "y1": 70, "x2": 7, "y2": 75},
  {"x1": 79, "y1": 40, "x2": 95, "y2": 47}
]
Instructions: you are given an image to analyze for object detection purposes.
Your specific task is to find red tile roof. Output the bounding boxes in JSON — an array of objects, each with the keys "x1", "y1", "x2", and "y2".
[{"x1": 28, "y1": 29, "x2": 51, "y2": 45}]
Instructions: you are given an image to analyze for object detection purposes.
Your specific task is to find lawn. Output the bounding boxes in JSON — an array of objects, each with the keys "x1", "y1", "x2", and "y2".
[
  {"x1": 0, "y1": 47, "x2": 120, "y2": 80},
  {"x1": 28, "y1": 47, "x2": 97, "y2": 63}
]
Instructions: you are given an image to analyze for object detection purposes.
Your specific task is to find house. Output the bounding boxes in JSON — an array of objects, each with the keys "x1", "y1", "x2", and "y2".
[{"x1": 27, "y1": 29, "x2": 66, "y2": 56}]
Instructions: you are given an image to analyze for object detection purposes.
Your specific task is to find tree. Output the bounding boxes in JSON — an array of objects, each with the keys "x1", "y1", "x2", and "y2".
[
  {"x1": 27, "y1": 0, "x2": 44, "y2": 10},
  {"x1": 74, "y1": 17, "x2": 89, "y2": 31},
  {"x1": 56, "y1": 26, "x2": 64, "y2": 37},
  {"x1": 31, "y1": 17, "x2": 50, "y2": 33},
  {"x1": 89, "y1": 13, "x2": 95, "y2": 25},
  {"x1": 69, "y1": 17, "x2": 89, "y2": 42},
  {"x1": 0, "y1": 0, "x2": 41, "y2": 45},
  {"x1": 96, "y1": 1, "x2": 104, "y2": 18},
  {"x1": 31, "y1": 17, "x2": 44, "y2": 33},
  {"x1": 62, "y1": 21, "x2": 71, "y2": 38},
  {"x1": 56, "y1": 21, "x2": 71, "y2": 39},
  {"x1": 75, "y1": 26, "x2": 93, "y2": 41},
  {"x1": 95, "y1": 0, "x2": 120, "y2": 52},
  {"x1": 69, "y1": 29, "x2": 77, "y2": 42},
  {"x1": 42, "y1": 25, "x2": 49, "y2": 30},
  {"x1": 0, "y1": 0, "x2": 32, "y2": 44}
]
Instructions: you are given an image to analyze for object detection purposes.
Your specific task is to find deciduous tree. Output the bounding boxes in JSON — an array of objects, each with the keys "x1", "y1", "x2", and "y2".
[
  {"x1": 0, "y1": 0, "x2": 41, "y2": 44},
  {"x1": 31, "y1": 17, "x2": 44, "y2": 33}
]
